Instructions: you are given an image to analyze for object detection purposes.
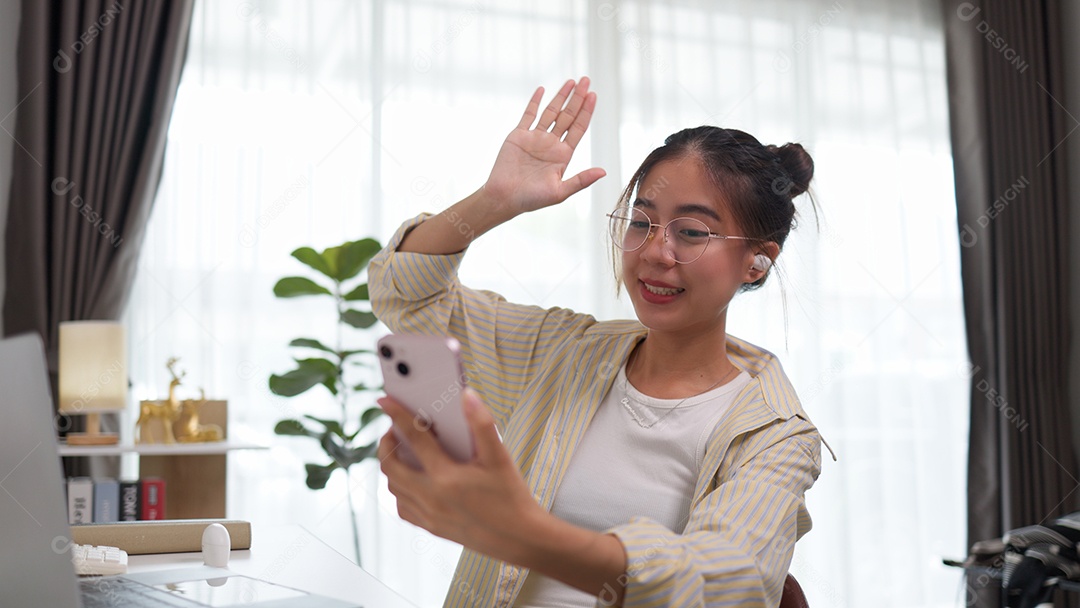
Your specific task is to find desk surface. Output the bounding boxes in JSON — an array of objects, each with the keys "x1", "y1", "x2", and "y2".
[{"x1": 127, "y1": 524, "x2": 417, "y2": 608}]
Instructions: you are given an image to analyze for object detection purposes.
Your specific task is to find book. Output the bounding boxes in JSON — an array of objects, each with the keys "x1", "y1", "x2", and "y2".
[
  {"x1": 119, "y1": 480, "x2": 141, "y2": 521},
  {"x1": 141, "y1": 477, "x2": 166, "y2": 520},
  {"x1": 92, "y1": 478, "x2": 120, "y2": 523},
  {"x1": 70, "y1": 519, "x2": 251, "y2": 555},
  {"x1": 67, "y1": 477, "x2": 93, "y2": 525}
]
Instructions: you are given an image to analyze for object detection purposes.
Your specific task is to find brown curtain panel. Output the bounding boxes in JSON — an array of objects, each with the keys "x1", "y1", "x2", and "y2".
[
  {"x1": 943, "y1": 0, "x2": 1076, "y2": 605},
  {"x1": 3, "y1": 0, "x2": 193, "y2": 381}
]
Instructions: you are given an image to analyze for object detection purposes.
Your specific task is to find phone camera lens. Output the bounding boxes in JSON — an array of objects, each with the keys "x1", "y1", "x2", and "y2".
[
  {"x1": 379, "y1": 345, "x2": 392, "y2": 358},
  {"x1": 396, "y1": 362, "x2": 410, "y2": 376}
]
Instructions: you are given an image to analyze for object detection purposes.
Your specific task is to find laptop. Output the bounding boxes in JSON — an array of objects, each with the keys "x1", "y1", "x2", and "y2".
[{"x1": 0, "y1": 333, "x2": 361, "y2": 607}]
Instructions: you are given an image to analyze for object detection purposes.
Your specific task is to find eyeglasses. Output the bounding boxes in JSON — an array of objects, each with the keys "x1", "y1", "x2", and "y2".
[{"x1": 607, "y1": 206, "x2": 753, "y2": 264}]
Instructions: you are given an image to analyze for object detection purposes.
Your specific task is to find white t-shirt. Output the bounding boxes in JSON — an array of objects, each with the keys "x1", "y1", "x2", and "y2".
[{"x1": 514, "y1": 364, "x2": 753, "y2": 608}]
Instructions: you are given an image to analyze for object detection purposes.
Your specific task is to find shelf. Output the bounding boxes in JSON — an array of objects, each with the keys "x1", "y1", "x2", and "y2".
[
  {"x1": 58, "y1": 402, "x2": 267, "y2": 519},
  {"x1": 57, "y1": 440, "x2": 267, "y2": 457}
]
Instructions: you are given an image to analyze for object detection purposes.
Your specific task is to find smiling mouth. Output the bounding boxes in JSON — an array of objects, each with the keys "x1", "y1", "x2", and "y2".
[{"x1": 642, "y1": 282, "x2": 684, "y2": 296}]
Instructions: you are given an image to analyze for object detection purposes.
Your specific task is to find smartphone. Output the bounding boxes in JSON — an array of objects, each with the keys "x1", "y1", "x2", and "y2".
[{"x1": 377, "y1": 334, "x2": 474, "y2": 468}]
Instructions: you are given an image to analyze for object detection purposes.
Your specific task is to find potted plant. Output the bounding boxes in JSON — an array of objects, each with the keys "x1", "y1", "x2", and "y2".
[{"x1": 268, "y1": 238, "x2": 384, "y2": 565}]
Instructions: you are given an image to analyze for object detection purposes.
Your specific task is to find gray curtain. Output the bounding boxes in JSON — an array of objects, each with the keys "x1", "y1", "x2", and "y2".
[
  {"x1": 2, "y1": 0, "x2": 193, "y2": 389},
  {"x1": 942, "y1": 0, "x2": 1076, "y2": 605}
]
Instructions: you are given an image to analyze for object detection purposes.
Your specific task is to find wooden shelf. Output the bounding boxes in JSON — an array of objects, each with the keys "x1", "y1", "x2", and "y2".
[{"x1": 58, "y1": 401, "x2": 268, "y2": 520}]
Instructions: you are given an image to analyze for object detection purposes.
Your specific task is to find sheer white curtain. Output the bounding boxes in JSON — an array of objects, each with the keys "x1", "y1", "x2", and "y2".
[{"x1": 127, "y1": 0, "x2": 965, "y2": 606}]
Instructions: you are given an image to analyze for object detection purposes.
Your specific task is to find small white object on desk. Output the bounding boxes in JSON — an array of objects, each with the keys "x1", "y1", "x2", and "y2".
[
  {"x1": 127, "y1": 524, "x2": 416, "y2": 607},
  {"x1": 71, "y1": 543, "x2": 128, "y2": 576},
  {"x1": 201, "y1": 523, "x2": 231, "y2": 567}
]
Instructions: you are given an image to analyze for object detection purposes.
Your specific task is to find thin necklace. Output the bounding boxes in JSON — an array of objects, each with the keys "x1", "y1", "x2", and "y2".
[{"x1": 619, "y1": 350, "x2": 740, "y2": 429}]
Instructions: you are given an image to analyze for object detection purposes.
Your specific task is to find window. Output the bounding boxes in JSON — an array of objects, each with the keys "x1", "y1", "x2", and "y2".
[{"x1": 127, "y1": 1, "x2": 965, "y2": 605}]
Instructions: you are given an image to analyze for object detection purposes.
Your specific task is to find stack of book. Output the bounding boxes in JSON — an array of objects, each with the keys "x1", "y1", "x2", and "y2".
[{"x1": 66, "y1": 477, "x2": 166, "y2": 524}]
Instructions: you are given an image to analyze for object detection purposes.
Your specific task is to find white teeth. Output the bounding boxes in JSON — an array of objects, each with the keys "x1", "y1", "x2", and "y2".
[{"x1": 643, "y1": 283, "x2": 683, "y2": 296}]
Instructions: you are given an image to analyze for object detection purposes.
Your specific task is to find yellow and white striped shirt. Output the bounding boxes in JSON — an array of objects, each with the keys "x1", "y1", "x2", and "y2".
[{"x1": 369, "y1": 214, "x2": 823, "y2": 608}]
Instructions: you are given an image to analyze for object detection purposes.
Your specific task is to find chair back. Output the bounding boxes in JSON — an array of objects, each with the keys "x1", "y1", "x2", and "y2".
[{"x1": 779, "y1": 574, "x2": 809, "y2": 608}]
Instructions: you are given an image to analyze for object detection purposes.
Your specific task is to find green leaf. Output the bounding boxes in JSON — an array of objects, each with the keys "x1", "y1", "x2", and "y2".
[
  {"x1": 360, "y1": 407, "x2": 384, "y2": 428},
  {"x1": 320, "y1": 432, "x2": 351, "y2": 465},
  {"x1": 289, "y1": 338, "x2": 336, "y2": 354},
  {"x1": 326, "y1": 438, "x2": 377, "y2": 468},
  {"x1": 343, "y1": 283, "x2": 369, "y2": 301},
  {"x1": 290, "y1": 247, "x2": 335, "y2": 280},
  {"x1": 339, "y1": 348, "x2": 372, "y2": 361},
  {"x1": 273, "y1": 277, "x2": 332, "y2": 298},
  {"x1": 270, "y1": 371, "x2": 322, "y2": 397},
  {"x1": 341, "y1": 309, "x2": 378, "y2": 329},
  {"x1": 274, "y1": 419, "x2": 316, "y2": 437},
  {"x1": 326, "y1": 239, "x2": 381, "y2": 282},
  {"x1": 346, "y1": 407, "x2": 384, "y2": 441},
  {"x1": 269, "y1": 358, "x2": 338, "y2": 397},
  {"x1": 344, "y1": 442, "x2": 378, "y2": 465},
  {"x1": 303, "y1": 415, "x2": 345, "y2": 438},
  {"x1": 304, "y1": 463, "x2": 339, "y2": 490}
]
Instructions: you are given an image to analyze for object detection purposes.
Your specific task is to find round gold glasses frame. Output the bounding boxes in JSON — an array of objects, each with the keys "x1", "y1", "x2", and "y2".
[{"x1": 606, "y1": 207, "x2": 754, "y2": 264}]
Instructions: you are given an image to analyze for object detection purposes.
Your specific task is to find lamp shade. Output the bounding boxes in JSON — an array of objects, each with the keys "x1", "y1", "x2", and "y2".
[{"x1": 58, "y1": 321, "x2": 128, "y2": 414}]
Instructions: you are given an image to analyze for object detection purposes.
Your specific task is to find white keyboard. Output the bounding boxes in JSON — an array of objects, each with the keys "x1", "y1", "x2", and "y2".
[{"x1": 71, "y1": 543, "x2": 128, "y2": 576}]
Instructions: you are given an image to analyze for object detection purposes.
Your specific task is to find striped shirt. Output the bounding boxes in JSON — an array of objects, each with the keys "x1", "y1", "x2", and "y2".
[{"x1": 369, "y1": 214, "x2": 823, "y2": 608}]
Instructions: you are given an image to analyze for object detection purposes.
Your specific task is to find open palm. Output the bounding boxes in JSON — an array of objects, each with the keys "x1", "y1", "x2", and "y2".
[{"x1": 483, "y1": 78, "x2": 606, "y2": 214}]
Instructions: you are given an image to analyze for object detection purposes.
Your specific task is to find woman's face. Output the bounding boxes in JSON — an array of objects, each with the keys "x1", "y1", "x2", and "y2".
[{"x1": 620, "y1": 156, "x2": 765, "y2": 338}]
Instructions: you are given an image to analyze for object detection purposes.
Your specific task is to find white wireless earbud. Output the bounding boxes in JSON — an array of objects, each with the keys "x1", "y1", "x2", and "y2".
[{"x1": 751, "y1": 254, "x2": 772, "y2": 273}]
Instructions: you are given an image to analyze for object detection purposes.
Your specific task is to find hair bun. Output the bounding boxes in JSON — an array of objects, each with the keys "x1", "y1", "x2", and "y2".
[{"x1": 767, "y1": 143, "x2": 814, "y2": 198}]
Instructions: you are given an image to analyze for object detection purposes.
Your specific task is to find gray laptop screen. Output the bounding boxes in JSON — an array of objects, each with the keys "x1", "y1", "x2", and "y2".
[{"x1": 0, "y1": 333, "x2": 82, "y2": 607}]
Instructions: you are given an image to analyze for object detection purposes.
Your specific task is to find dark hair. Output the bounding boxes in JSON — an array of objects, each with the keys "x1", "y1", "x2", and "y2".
[{"x1": 615, "y1": 126, "x2": 817, "y2": 291}]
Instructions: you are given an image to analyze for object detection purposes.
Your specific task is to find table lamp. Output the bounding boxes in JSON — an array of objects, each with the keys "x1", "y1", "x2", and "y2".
[{"x1": 58, "y1": 321, "x2": 128, "y2": 445}]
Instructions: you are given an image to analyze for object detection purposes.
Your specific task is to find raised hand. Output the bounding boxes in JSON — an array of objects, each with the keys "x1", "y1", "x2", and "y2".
[
  {"x1": 482, "y1": 77, "x2": 607, "y2": 215},
  {"x1": 395, "y1": 78, "x2": 607, "y2": 255}
]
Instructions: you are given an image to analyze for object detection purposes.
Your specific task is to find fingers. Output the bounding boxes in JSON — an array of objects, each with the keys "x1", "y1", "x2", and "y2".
[
  {"x1": 379, "y1": 427, "x2": 434, "y2": 529},
  {"x1": 550, "y1": 78, "x2": 591, "y2": 138},
  {"x1": 381, "y1": 461, "x2": 428, "y2": 528},
  {"x1": 378, "y1": 396, "x2": 447, "y2": 472},
  {"x1": 516, "y1": 86, "x2": 544, "y2": 130},
  {"x1": 377, "y1": 428, "x2": 397, "y2": 461},
  {"x1": 395, "y1": 501, "x2": 427, "y2": 530},
  {"x1": 563, "y1": 91, "x2": 597, "y2": 149},
  {"x1": 560, "y1": 167, "x2": 607, "y2": 200},
  {"x1": 378, "y1": 427, "x2": 420, "y2": 480},
  {"x1": 461, "y1": 388, "x2": 505, "y2": 464},
  {"x1": 521, "y1": 76, "x2": 598, "y2": 147},
  {"x1": 535, "y1": 79, "x2": 575, "y2": 130}
]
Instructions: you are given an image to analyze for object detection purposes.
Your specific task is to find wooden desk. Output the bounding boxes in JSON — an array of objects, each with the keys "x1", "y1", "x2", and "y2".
[{"x1": 126, "y1": 524, "x2": 416, "y2": 608}]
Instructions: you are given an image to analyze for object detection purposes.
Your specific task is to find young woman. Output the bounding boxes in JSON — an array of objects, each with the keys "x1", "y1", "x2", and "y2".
[{"x1": 370, "y1": 77, "x2": 825, "y2": 608}]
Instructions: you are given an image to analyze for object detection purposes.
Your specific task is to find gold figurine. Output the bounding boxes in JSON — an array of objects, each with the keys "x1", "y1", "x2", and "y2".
[
  {"x1": 136, "y1": 358, "x2": 222, "y2": 444},
  {"x1": 176, "y1": 388, "x2": 223, "y2": 443}
]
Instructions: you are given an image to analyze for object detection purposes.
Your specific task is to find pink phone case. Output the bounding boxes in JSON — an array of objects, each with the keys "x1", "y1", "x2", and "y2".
[{"x1": 377, "y1": 334, "x2": 474, "y2": 468}]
